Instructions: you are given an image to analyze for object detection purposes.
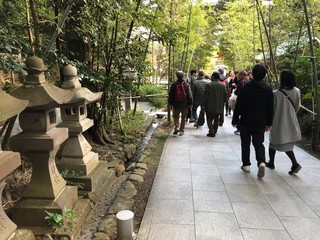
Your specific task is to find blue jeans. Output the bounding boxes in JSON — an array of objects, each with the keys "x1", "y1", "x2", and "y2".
[{"x1": 192, "y1": 104, "x2": 199, "y2": 121}]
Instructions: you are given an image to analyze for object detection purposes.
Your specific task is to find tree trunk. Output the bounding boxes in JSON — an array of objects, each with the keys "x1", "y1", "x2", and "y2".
[
  {"x1": 302, "y1": 0, "x2": 320, "y2": 149},
  {"x1": 29, "y1": 0, "x2": 41, "y2": 53},
  {"x1": 255, "y1": 0, "x2": 277, "y2": 83},
  {"x1": 25, "y1": 0, "x2": 34, "y2": 52}
]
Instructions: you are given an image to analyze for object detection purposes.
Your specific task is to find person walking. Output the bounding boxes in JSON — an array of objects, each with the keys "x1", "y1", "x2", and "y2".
[
  {"x1": 168, "y1": 71, "x2": 193, "y2": 136},
  {"x1": 187, "y1": 69, "x2": 198, "y2": 123},
  {"x1": 232, "y1": 64, "x2": 273, "y2": 178},
  {"x1": 233, "y1": 70, "x2": 251, "y2": 135},
  {"x1": 202, "y1": 71, "x2": 227, "y2": 137},
  {"x1": 266, "y1": 69, "x2": 302, "y2": 174},
  {"x1": 192, "y1": 69, "x2": 210, "y2": 128}
]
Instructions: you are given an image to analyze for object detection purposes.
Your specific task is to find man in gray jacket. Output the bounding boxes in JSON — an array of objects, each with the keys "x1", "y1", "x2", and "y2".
[
  {"x1": 192, "y1": 69, "x2": 210, "y2": 127},
  {"x1": 202, "y1": 71, "x2": 227, "y2": 137}
]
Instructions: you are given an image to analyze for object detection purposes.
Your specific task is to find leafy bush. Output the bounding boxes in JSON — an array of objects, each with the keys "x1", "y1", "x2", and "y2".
[
  {"x1": 137, "y1": 84, "x2": 167, "y2": 109},
  {"x1": 45, "y1": 205, "x2": 78, "y2": 233}
]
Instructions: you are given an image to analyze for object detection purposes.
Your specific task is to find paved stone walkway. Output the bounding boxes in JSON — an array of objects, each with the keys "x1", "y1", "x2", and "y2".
[{"x1": 138, "y1": 114, "x2": 320, "y2": 240}]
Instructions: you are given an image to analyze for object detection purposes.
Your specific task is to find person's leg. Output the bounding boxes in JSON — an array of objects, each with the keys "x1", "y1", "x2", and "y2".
[
  {"x1": 252, "y1": 129, "x2": 266, "y2": 178},
  {"x1": 285, "y1": 151, "x2": 298, "y2": 166},
  {"x1": 206, "y1": 112, "x2": 214, "y2": 135},
  {"x1": 252, "y1": 129, "x2": 266, "y2": 166},
  {"x1": 266, "y1": 147, "x2": 276, "y2": 169},
  {"x1": 191, "y1": 105, "x2": 198, "y2": 122},
  {"x1": 225, "y1": 101, "x2": 228, "y2": 116},
  {"x1": 286, "y1": 151, "x2": 302, "y2": 174},
  {"x1": 172, "y1": 107, "x2": 180, "y2": 134},
  {"x1": 219, "y1": 112, "x2": 224, "y2": 126},
  {"x1": 239, "y1": 126, "x2": 251, "y2": 167},
  {"x1": 179, "y1": 108, "x2": 188, "y2": 133},
  {"x1": 213, "y1": 113, "x2": 219, "y2": 134}
]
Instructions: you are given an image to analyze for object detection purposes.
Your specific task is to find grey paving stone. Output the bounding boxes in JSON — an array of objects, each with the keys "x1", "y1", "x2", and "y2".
[
  {"x1": 148, "y1": 224, "x2": 195, "y2": 240},
  {"x1": 156, "y1": 180, "x2": 192, "y2": 200},
  {"x1": 225, "y1": 184, "x2": 267, "y2": 203},
  {"x1": 159, "y1": 167, "x2": 192, "y2": 182},
  {"x1": 280, "y1": 216, "x2": 320, "y2": 239},
  {"x1": 192, "y1": 175, "x2": 225, "y2": 192},
  {"x1": 280, "y1": 172, "x2": 320, "y2": 187},
  {"x1": 265, "y1": 193, "x2": 318, "y2": 217},
  {"x1": 191, "y1": 164, "x2": 220, "y2": 176},
  {"x1": 193, "y1": 190, "x2": 233, "y2": 213},
  {"x1": 137, "y1": 208, "x2": 153, "y2": 240},
  {"x1": 190, "y1": 154, "x2": 216, "y2": 165},
  {"x1": 241, "y1": 228, "x2": 292, "y2": 240},
  {"x1": 158, "y1": 157, "x2": 191, "y2": 169},
  {"x1": 195, "y1": 212, "x2": 243, "y2": 240},
  {"x1": 213, "y1": 151, "x2": 239, "y2": 160},
  {"x1": 152, "y1": 199, "x2": 194, "y2": 224},
  {"x1": 254, "y1": 179, "x2": 296, "y2": 195},
  {"x1": 220, "y1": 172, "x2": 255, "y2": 185},
  {"x1": 232, "y1": 202, "x2": 284, "y2": 230},
  {"x1": 291, "y1": 186, "x2": 320, "y2": 205}
]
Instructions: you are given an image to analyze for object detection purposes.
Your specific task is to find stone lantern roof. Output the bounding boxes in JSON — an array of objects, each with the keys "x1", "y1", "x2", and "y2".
[
  {"x1": 10, "y1": 56, "x2": 74, "y2": 110},
  {"x1": 61, "y1": 64, "x2": 102, "y2": 104},
  {"x1": 0, "y1": 89, "x2": 28, "y2": 122}
]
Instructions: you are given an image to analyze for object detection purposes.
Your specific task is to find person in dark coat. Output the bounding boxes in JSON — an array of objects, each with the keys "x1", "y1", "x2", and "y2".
[
  {"x1": 168, "y1": 71, "x2": 193, "y2": 136},
  {"x1": 232, "y1": 64, "x2": 273, "y2": 178},
  {"x1": 202, "y1": 71, "x2": 227, "y2": 137},
  {"x1": 192, "y1": 69, "x2": 210, "y2": 127}
]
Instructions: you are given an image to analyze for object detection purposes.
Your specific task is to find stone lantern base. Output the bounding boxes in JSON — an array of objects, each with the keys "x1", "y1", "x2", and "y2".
[
  {"x1": 11, "y1": 185, "x2": 77, "y2": 227},
  {"x1": 62, "y1": 161, "x2": 113, "y2": 196},
  {"x1": 0, "y1": 151, "x2": 21, "y2": 240}
]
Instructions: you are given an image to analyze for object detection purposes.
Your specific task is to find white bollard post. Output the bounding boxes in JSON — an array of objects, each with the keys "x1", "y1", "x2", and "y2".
[{"x1": 116, "y1": 210, "x2": 135, "y2": 240}]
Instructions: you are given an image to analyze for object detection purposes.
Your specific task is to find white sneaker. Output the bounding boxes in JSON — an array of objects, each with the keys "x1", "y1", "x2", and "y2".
[
  {"x1": 179, "y1": 131, "x2": 185, "y2": 136},
  {"x1": 241, "y1": 165, "x2": 250, "y2": 172},
  {"x1": 257, "y1": 163, "x2": 266, "y2": 178}
]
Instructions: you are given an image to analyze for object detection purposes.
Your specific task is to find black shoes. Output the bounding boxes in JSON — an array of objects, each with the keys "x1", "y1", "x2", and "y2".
[
  {"x1": 173, "y1": 128, "x2": 179, "y2": 135},
  {"x1": 207, "y1": 133, "x2": 215, "y2": 137},
  {"x1": 266, "y1": 162, "x2": 275, "y2": 169},
  {"x1": 289, "y1": 164, "x2": 302, "y2": 175}
]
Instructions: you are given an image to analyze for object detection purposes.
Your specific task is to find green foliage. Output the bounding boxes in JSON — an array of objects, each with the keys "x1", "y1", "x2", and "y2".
[
  {"x1": 137, "y1": 84, "x2": 167, "y2": 108},
  {"x1": 118, "y1": 110, "x2": 146, "y2": 137},
  {"x1": 45, "y1": 205, "x2": 78, "y2": 233},
  {"x1": 2, "y1": 81, "x2": 18, "y2": 92}
]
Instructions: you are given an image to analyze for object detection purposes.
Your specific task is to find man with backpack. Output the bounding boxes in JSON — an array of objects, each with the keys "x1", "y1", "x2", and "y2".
[{"x1": 169, "y1": 71, "x2": 193, "y2": 136}]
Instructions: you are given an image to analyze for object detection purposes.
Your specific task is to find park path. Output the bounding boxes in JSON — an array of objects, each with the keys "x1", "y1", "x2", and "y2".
[{"x1": 137, "y1": 114, "x2": 320, "y2": 240}]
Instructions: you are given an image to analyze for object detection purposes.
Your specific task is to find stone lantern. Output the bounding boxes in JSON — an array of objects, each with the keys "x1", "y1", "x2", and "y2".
[
  {"x1": 57, "y1": 64, "x2": 110, "y2": 193},
  {"x1": 9, "y1": 56, "x2": 78, "y2": 226},
  {"x1": 0, "y1": 90, "x2": 27, "y2": 239}
]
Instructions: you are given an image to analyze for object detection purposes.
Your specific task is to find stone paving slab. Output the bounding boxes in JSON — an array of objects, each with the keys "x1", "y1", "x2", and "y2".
[{"x1": 137, "y1": 114, "x2": 320, "y2": 240}]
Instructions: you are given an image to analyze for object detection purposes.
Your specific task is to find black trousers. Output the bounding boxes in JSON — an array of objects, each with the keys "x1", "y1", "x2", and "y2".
[
  {"x1": 240, "y1": 126, "x2": 266, "y2": 167},
  {"x1": 206, "y1": 112, "x2": 219, "y2": 134}
]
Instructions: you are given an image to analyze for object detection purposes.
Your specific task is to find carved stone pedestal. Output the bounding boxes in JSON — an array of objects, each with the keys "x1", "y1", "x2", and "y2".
[{"x1": 0, "y1": 152, "x2": 21, "y2": 240}]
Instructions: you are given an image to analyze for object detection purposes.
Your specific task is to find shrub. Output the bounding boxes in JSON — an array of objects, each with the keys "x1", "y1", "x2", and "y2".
[{"x1": 137, "y1": 84, "x2": 167, "y2": 109}]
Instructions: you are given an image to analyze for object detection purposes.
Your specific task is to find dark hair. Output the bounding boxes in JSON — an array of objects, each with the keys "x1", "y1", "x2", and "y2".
[
  {"x1": 280, "y1": 69, "x2": 296, "y2": 89},
  {"x1": 176, "y1": 71, "x2": 184, "y2": 80},
  {"x1": 191, "y1": 69, "x2": 197, "y2": 75},
  {"x1": 252, "y1": 64, "x2": 267, "y2": 80},
  {"x1": 211, "y1": 71, "x2": 220, "y2": 80}
]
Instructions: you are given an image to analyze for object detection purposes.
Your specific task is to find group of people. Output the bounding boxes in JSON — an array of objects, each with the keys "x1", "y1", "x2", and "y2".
[{"x1": 168, "y1": 64, "x2": 302, "y2": 178}]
